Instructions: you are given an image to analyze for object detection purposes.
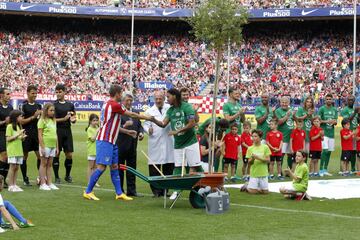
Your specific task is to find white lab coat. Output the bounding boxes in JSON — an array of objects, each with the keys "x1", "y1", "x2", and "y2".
[{"x1": 143, "y1": 104, "x2": 175, "y2": 165}]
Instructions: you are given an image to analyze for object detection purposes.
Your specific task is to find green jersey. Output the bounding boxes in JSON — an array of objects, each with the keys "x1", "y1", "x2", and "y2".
[
  {"x1": 197, "y1": 117, "x2": 221, "y2": 136},
  {"x1": 223, "y1": 101, "x2": 242, "y2": 134},
  {"x1": 293, "y1": 163, "x2": 309, "y2": 192},
  {"x1": 246, "y1": 144, "x2": 271, "y2": 178},
  {"x1": 341, "y1": 106, "x2": 357, "y2": 130},
  {"x1": 87, "y1": 126, "x2": 98, "y2": 156},
  {"x1": 255, "y1": 105, "x2": 273, "y2": 139},
  {"x1": 166, "y1": 102, "x2": 198, "y2": 149},
  {"x1": 296, "y1": 107, "x2": 314, "y2": 142},
  {"x1": 318, "y1": 105, "x2": 338, "y2": 138},
  {"x1": 6, "y1": 125, "x2": 23, "y2": 157},
  {"x1": 37, "y1": 118, "x2": 57, "y2": 148},
  {"x1": 275, "y1": 108, "x2": 294, "y2": 143}
]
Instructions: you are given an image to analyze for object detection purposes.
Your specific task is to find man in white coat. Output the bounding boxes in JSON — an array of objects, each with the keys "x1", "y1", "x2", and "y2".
[{"x1": 143, "y1": 91, "x2": 175, "y2": 197}]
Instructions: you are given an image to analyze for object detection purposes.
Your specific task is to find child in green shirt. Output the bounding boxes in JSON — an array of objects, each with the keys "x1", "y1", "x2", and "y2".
[
  {"x1": 245, "y1": 129, "x2": 271, "y2": 194},
  {"x1": 86, "y1": 114, "x2": 99, "y2": 185},
  {"x1": 280, "y1": 151, "x2": 309, "y2": 198},
  {"x1": 6, "y1": 110, "x2": 26, "y2": 192},
  {"x1": 38, "y1": 103, "x2": 58, "y2": 191}
]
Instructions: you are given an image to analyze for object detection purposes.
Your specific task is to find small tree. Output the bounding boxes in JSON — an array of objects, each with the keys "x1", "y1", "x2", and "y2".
[{"x1": 188, "y1": 0, "x2": 248, "y2": 173}]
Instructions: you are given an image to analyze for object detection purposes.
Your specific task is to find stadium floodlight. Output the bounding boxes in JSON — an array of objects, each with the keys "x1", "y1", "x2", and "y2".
[
  {"x1": 353, "y1": 0, "x2": 357, "y2": 96},
  {"x1": 226, "y1": 38, "x2": 231, "y2": 98},
  {"x1": 129, "y1": 0, "x2": 135, "y2": 93}
]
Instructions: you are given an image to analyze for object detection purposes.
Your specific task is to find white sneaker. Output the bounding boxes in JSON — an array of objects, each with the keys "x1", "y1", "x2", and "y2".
[
  {"x1": 14, "y1": 185, "x2": 24, "y2": 192},
  {"x1": 169, "y1": 191, "x2": 178, "y2": 200},
  {"x1": 48, "y1": 184, "x2": 59, "y2": 190},
  {"x1": 39, "y1": 184, "x2": 51, "y2": 191},
  {"x1": 0, "y1": 227, "x2": 5, "y2": 233},
  {"x1": 323, "y1": 171, "x2": 333, "y2": 176},
  {"x1": 36, "y1": 176, "x2": 40, "y2": 186},
  {"x1": 8, "y1": 186, "x2": 15, "y2": 192}
]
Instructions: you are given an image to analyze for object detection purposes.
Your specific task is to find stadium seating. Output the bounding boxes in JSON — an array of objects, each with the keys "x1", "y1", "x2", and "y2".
[
  {"x1": 0, "y1": 17, "x2": 357, "y2": 104},
  {"x1": 4, "y1": 0, "x2": 356, "y2": 9}
]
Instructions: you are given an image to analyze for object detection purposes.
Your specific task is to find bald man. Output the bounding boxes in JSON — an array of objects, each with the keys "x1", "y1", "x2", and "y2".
[
  {"x1": 143, "y1": 91, "x2": 174, "y2": 197},
  {"x1": 275, "y1": 96, "x2": 295, "y2": 175}
]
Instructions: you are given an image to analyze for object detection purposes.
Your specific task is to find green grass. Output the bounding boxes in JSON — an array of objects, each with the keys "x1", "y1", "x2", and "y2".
[{"x1": 3, "y1": 123, "x2": 360, "y2": 239}]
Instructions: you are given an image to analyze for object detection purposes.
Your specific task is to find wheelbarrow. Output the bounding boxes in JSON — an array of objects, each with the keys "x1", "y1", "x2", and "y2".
[{"x1": 119, "y1": 164, "x2": 226, "y2": 209}]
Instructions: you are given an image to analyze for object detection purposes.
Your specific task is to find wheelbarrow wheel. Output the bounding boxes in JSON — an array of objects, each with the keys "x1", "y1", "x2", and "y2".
[{"x1": 189, "y1": 186, "x2": 205, "y2": 209}]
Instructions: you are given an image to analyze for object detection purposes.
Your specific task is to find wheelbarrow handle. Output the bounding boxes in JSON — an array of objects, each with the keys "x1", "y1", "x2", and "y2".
[
  {"x1": 119, "y1": 164, "x2": 127, "y2": 171},
  {"x1": 119, "y1": 164, "x2": 149, "y2": 183}
]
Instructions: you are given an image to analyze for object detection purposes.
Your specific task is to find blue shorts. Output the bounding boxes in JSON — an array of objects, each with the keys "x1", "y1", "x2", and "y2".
[{"x1": 96, "y1": 140, "x2": 118, "y2": 166}]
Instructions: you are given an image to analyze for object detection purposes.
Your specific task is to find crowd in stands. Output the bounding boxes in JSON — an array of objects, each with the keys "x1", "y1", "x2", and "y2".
[
  {"x1": 0, "y1": 18, "x2": 358, "y2": 105},
  {"x1": 0, "y1": 31, "x2": 206, "y2": 98},
  {"x1": 5, "y1": 0, "x2": 356, "y2": 9},
  {"x1": 216, "y1": 27, "x2": 359, "y2": 107}
]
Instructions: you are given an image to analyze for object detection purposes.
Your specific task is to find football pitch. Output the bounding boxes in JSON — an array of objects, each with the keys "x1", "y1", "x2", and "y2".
[{"x1": 4, "y1": 123, "x2": 360, "y2": 240}]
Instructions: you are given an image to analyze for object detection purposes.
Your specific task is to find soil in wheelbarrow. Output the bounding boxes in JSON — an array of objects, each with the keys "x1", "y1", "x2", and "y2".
[{"x1": 194, "y1": 172, "x2": 227, "y2": 189}]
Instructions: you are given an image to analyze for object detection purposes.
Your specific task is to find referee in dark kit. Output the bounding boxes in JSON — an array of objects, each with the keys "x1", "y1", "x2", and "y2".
[
  {"x1": 19, "y1": 85, "x2": 42, "y2": 186},
  {"x1": 0, "y1": 87, "x2": 13, "y2": 187},
  {"x1": 53, "y1": 84, "x2": 76, "y2": 184}
]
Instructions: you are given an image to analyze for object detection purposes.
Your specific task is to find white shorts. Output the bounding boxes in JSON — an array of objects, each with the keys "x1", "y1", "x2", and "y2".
[
  {"x1": 201, "y1": 162, "x2": 210, "y2": 173},
  {"x1": 8, "y1": 156, "x2": 23, "y2": 165},
  {"x1": 88, "y1": 156, "x2": 96, "y2": 161},
  {"x1": 282, "y1": 142, "x2": 291, "y2": 154},
  {"x1": 322, "y1": 137, "x2": 335, "y2": 152},
  {"x1": 280, "y1": 185, "x2": 296, "y2": 193},
  {"x1": 248, "y1": 177, "x2": 268, "y2": 191},
  {"x1": 174, "y1": 142, "x2": 202, "y2": 167},
  {"x1": 40, "y1": 147, "x2": 56, "y2": 158}
]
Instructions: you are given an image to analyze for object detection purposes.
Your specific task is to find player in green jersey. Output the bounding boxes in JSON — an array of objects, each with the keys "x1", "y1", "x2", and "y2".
[
  {"x1": 318, "y1": 93, "x2": 338, "y2": 176},
  {"x1": 275, "y1": 96, "x2": 295, "y2": 170},
  {"x1": 296, "y1": 96, "x2": 316, "y2": 156},
  {"x1": 223, "y1": 87, "x2": 246, "y2": 179},
  {"x1": 223, "y1": 88, "x2": 245, "y2": 134},
  {"x1": 152, "y1": 88, "x2": 202, "y2": 173},
  {"x1": 152, "y1": 88, "x2": 203, "y2": 200}
]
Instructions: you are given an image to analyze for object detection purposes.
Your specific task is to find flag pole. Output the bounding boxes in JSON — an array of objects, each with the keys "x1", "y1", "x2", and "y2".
[{"x1": 129, "y1": 0, "x2": 135, "y2": 93}]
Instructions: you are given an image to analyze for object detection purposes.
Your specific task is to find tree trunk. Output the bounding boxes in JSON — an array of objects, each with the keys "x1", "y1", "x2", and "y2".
[{"x1": 208, "y1": 48, "x2": 222, "y2": 173}]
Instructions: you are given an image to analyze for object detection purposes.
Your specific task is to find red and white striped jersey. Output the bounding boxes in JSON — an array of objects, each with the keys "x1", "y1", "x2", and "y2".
[{"x1": 97, "y1": 99, "x2": 126, "y2": 144}]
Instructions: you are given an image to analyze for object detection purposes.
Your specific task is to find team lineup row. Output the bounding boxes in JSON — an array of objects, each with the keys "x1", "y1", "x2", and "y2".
[
  {"x1": 0, "y1": 86, "x2": 359, "y2": 193},
  {"x1": 0, "y1": 84, "x2": 353, "y2": 230}
]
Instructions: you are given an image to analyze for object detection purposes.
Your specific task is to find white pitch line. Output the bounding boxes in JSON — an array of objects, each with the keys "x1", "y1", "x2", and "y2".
[
  {"x1": 231, "y1": 203, "x2": 360, "y2": 220},
  {"x1": 57, "y1": 183, "x2": 154, "y2": 197},
  {"x1": 29, "y1": 182, "x2": 360, "y2": 220}
]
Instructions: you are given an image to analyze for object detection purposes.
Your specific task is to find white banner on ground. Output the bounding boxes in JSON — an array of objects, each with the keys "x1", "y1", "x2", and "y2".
[{"x1": 225, "y1": 178, "x2": 360, "y2": 200}]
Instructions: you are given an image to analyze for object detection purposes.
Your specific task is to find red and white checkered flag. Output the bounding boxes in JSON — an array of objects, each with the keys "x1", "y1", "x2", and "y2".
[{"x1": 199, "y1": 97, "x2": 226, "y2": 114}]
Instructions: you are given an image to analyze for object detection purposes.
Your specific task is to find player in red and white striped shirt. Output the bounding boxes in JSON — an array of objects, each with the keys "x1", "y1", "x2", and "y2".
[
  {"x1": 97, "y1": 99, "x2": 126, "y2": 145},
  {"x1": 84, "y1": 84, "x2": 153, "y2": 201}
]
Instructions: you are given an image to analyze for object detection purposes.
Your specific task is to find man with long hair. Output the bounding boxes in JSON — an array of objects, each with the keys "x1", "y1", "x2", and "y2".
[{"x1": 152, "y1": 88, "x2": 203, "y2": 199}]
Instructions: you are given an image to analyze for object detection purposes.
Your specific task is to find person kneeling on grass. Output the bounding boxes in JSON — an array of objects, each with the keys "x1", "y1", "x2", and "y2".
[
  {"x1": 280, "y1": 151, "x2": 309, "y2": 199},
  {"x1": 243, "y1": 129, "x2": 271, "y2": 194},
  {"x1": 0, "y1": 175, "x2": 34, "y2": 233}
]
